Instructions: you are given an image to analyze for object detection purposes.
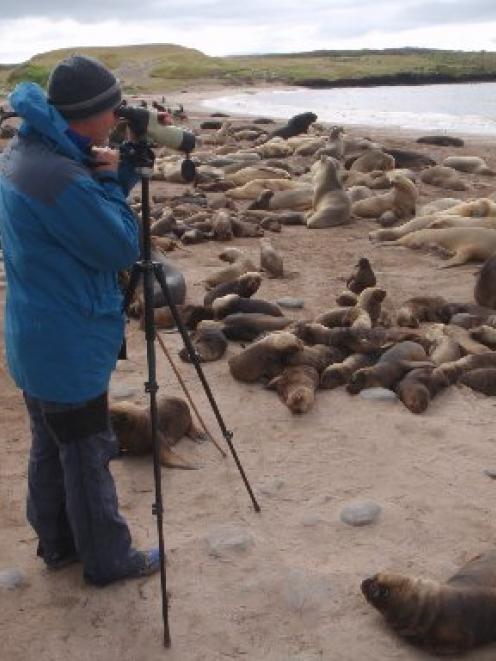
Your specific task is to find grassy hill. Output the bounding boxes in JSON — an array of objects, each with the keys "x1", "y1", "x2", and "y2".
[{"x1": 2, "y1": 44, "x2": 496, "y2": 94}]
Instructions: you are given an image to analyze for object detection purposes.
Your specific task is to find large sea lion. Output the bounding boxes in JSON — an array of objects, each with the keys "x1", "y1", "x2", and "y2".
[
  {"x1": 474, "y1": 255, "x2": 496, "y2": 308},
  {"x1": 347, "y1": 341, "x2": 431, "y2": 394},
  {"x1": 203, "y1": 272, "x2": 261, "y2": 307},
  {"x1": 267, "y1": 365, "x2": 319, "y2": 415},
  {"x1": 109, "y1": 396, "x2": 205, "y2": 469},
  {"x1": 387, "y1": 227, "x2": 496, "y2": 268},
  {"x1": 442, "y1": 156, "x2": 495, "y2": 175},
  {"x1": 265, "y1": 112, "x2": 317, "y2": 140},
  {"x1": 362, "y1": 550, "x2": 496, "y2": 654},
  {"x1": 369, "y1": 213, "x2": 455, "y2": 242},
  {"x1": 346, "y1": 257, "x2": 377, "y2": 294},
  {"x1": 352, "y1": 174, "x2": 417, "y2": 221},
  {"x1": 306, "y1": 156, "x2": 351, "y2": 229},
  {"x1": 383, "y1": 148, "x2": 436, "y2": 169},
  {"x1": 228, "y1": 332, "x2": 303, "y2": 382}
]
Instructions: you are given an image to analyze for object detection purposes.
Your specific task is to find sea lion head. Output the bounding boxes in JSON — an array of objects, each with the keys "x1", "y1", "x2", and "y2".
[
  {"x1": 269, "y1": 331, "x2": 304, "y2": 354},
  {"x1": 287, "y1": 388, "x2": 314, "y2": 415},
  {"x1": 401, "y1": 382, "x2": 430, "y2": 414},
  {"x1": 237, "y1": 272, "x2": 262, "y2": 297},
  {"x1": 361, "y1": 573, "x2": 415, "y2": 615}
]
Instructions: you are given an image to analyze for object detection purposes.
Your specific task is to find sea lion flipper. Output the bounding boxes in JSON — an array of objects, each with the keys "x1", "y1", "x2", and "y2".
[
  {"x1": 266, "y1": 375, "x2": 283, "y2": 390},
  {"x1": 159, "y1": 446, "x2": 198, "y2": 470}
]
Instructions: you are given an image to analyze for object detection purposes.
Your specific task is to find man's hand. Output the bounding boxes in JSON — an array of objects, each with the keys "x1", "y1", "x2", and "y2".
[{"x1": 91, "y1": 147, "x2": 119, "y2": 173}]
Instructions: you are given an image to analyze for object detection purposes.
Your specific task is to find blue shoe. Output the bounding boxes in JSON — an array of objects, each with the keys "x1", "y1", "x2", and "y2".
[{"x1": 134, "y1": 548, "x2": 163, "y2": 578}]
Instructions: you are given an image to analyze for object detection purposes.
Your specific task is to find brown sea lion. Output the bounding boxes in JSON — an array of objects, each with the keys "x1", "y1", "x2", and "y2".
[
  {"x1": 349, "y1": 149, "x2": 395, "y2": 173},
  {"x1": 347, "y1": 341, "x2": 431, "y2": 394},
  {"x1": 320, "y1": 353, "x2": 376, "y2": 389},
  {"x1": 429, "y1": 336, "x2": 461, "y2": 365},
  {"x1": 204, "y1": 258, "x2": 257, "y2": 289},
  {"x1": 179, "y1": 322, "x2": 227, "y2": 363},
  {"x1": 442, "y1": 155, "x2": 495, "y2": 175},
  {"x1": 315, "y1": 307, "x2": 372, "y2": 330},
  {"x1": 260, "y1": 238, "x2": 284, "y2": 277},
  {"x1": 420, "y1": 165, "x2": 468, "y2": 191},
  {"x1": 352, "y1": 175, "x2": 417, "y2": 221},
  {"x1": 284, "y1": 344, "x2": 345, "y2": 372},
  {"x1": 435, "y1": 352, "x2": 496, "y2": 384},
  {"x1": 362, "y1": 550, "x2": 496, "y2": 655},
  {"x1": 109, "y1": 397, "x2": 205, "y2": 469},
  {"x1": 395, "y1": 366, "x2": 450, "y2": 414},
  {"x1": 231, "y1": 217, "x2": 264, "y2": 238},
  {"x1": 228, "y1": 332, "x2": 303, "y2": 382},
  {"x1": 218, "y1": 313, "x2": 291, "y2": 341},
  {"x1": 470, "y1": 325, "x2": 496, "y2": 349},
  {"x1": 346, "y1": 257, "x2": 377, "y2": 294},
  {"x1": 369, "y1": 213, "x2": 443, "y2": 242},
  {"x1": 438, "y1": 197, "x2": 496, "y2": 218},
  {"x1": 383, "y1": 148, "x2": 436, "y2": 169},
  {"x1": 444, "y1": 325, "x2": 495, "y2": 356},
  {"x1": 474, "y1": 255, "x2": 496, "y2": 308},
  {"x1": 345, "y1": 170, "x2": 392, "y2": 190},
  {"x1": 267, "y1": 365, "x2": 320, "y2": 415},
  {"x1": 306, "y1": 156, "x2": 351, "y2": 229},
  {"x1": 230, "y1": 166, "x2": 290, "y2": 186},
  {"x1": 212, "y1": 293, "x2": 283, "y2": 319},
  {"x1": 335, "y1": 290, "x2": 358, "y2": 307},
  {"x1": 203, "y1": 271, "x2": 261, "y2": 307},
  {"x1": 176, "y1": 304, "x2": 214, "y2": 330},
  {"x1": 459, "y1": 368, "x2": 496, "y2": 395},
  {"x1": 211, "y1": 212, "x2": 234, "y2": 241},
  {"x1": 264, "y1": 112, "x2": 318, "y2": 141},
  {"x1": 357, "y1": 287, "x2": 386, "y2": 326},
  {"x1": 396, "y1": 296, "x2": 450, "y2": 328}
]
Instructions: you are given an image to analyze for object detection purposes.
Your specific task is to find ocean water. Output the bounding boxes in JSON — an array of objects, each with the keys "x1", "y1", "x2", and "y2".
[{"x1": 201, "y1": 82, "x2": 496, "y2": 135}]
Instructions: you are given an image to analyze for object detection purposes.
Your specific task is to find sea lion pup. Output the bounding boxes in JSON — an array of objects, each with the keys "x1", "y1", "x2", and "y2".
[
  {"x1": 352, "y1": 174, "x2": 417, "y2": 221},
  {"x1": 387, "y1": 227, "x2": 496, "y2": 268},
  {"x1": 320, "y1": 353, "x2": 376, "y2": 389},
  {"x1": 475, "y1": 255, "x2": 496, "y2": 308},
  {"x1": 264, "y1": 111, "x2": 318, "y2": 141},
  {"x1": 179, "y1": 321, "x2": 227, "y2": 363},
  {"x1": 395, "y1": 366, "x2": 451, "y2": 413},
  {"x1": 369, "y1": 214, "x2": 452, "y2": 242},
  {"x1": 109, "y1": 397, "x2": 205, "y2": 469},
  {"x1": 459, "y1": 368, "x2": 496, "y2": 395},
  {"x1": 306, "y1": 156, "x2": 351, "y2": 229},
  {"x1": 259, "y1": 238, "x2": 284, "y2": 277},
  {"x1": 346, "y1": 341, "x2": 432, "y2": 394},
  {"x1": 230, "y1": 165, "x2": 290, "y2": 186},
  {"x1": 419, "y1": 165, "x2": 468, "y2": 191},
  {"x1": 203, "y1": 272, "x2": 261, "y2": 307},
  {"x1": 211, "y1": 211, "x2": 233, "y2": 241},
  {"x1": 218, "y1": 246, "x2": 248, "y2": 263},
  {"x1": 346, "y1": 257, "x2": 377, "y2": 294},
  {"x1": 212, "y1": 293, "x2": 283, "y2": 319},
  {"x1": 442, "y1": 155, "x2": 495, "y2": 175},
  {"x1": 316, "y1": 307, "x2": 372, "y2": 330},
  {"x1": 266, "y1": 365, "x2": 319, "y2": 415},
  {"x1": 349, "y1": 148, "x2": 395, "y2": 173},
  {"x1": 417, "y1": 135, "x2": 464, "y2": 147},
  {"x1": 217, "y1": 312, "x2": 291, "y2": 341},
  {"x1": 314, "y1": 125, "x2": 345, "y2": 160},
  {"x1": 204, "y1": 257, "x2": 257, "y2": 289},
  {"x1": 361, "y1": 550, "x2": 496, "y2": 655},
  {"x1": 228, "y1": 332, "x2": 303, "y2": 382},
  {"x1": 231, "y1": 217, "x2": 264, "y2": 238},
  {"x1": 395, "y1": 296, "x2": 450, "y2": 328},
  {"x1": 357, "y1": 287, "x2": 386, "y2": 325}
]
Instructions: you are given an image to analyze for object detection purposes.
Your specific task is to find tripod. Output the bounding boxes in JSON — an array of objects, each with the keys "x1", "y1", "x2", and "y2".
[{"x1": 121, "y1": 140, "x2": 261, "y2": 648}]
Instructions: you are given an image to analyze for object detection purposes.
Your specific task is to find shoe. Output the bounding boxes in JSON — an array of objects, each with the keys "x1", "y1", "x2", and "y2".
[
  {"x1": 133, "y1": 548, "x2": 163, "y2": 578},
  {"x1": 37, "y1": 541, "x2": 79, "y2": 571}
]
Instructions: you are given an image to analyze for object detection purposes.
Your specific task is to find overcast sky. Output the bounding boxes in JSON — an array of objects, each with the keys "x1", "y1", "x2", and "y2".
[{"x1": 1, "y1": 0, "x2": 496, "y2": 63}]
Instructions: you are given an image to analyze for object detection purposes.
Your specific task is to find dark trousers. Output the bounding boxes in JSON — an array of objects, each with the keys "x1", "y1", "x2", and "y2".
[{"x1": 24, "y1": 392, "x2": 142, "y2": 585}]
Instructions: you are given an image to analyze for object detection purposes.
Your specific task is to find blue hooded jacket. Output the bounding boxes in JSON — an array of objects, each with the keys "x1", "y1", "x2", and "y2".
[{"x1": 0, "y1": 83, "x2": 140, "y2": 402}]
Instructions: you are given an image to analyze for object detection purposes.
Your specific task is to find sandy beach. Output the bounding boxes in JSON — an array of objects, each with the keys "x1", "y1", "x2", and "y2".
[{"x1": 2, "y1": 86, "x2": 496, "y2": 661}]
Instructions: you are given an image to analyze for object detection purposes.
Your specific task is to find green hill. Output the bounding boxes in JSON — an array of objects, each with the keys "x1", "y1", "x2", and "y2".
[{"x1": 2, "y1": 44, "x2": 496, "y2": 94}]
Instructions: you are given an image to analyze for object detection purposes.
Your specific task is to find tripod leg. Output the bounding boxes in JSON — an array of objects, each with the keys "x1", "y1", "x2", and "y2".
[
  {"x1": 142, "y1": 259, "x2": 171, "y2": 648},
  {"x1": 153, "y1": 263, "x2": 261, "y2": 513}
]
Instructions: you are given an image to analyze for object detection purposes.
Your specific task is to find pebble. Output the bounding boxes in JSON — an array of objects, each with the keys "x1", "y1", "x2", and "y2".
[
  {"x1": 359, "y1": 387, "x2": 398, "y2": 402},
  {"x1": 206, "y1": 527, "x2": 254, "y2": 558},
  {"x1": 282, "y1": 569, "x2": 332, "y2": 612},
  {"x1": 0, "y1": 568, "x2": 27, "y2": 590},
  {"x1": 340, "y1": 501, "x2": 382, "y2": 527},
  {"x1": 276, "y1": 297, "x2": 305, "y2": 309},
  {"x1": 259, "y1": 478, "x2": 285, "y2": 496},
  {"x1": 301, "y1": 514, "x2": 322, "y2": 527}
]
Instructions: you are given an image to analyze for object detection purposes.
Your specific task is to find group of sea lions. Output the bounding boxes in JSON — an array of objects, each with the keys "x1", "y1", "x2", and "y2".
[{"x1": 106, "y1": 109, "x2": 496, "y2": 656}]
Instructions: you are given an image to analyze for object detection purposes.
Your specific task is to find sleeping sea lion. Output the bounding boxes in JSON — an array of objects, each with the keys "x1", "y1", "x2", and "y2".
[
  {"x1": 267, "y1": 365, "x2": 320, "y2": 415},
  {"x1": 203, "y1": 271, "x2": 261, "y2": 307},
  {"x1": 212, "y1": 293, "x2": 283, "y2": 319},
  {"x1": 395, "y1": 296, "x2": 450, "y2": 328},
  {"x1": 109, "y1": 396, "x2": 205, "y2": 469},
  {"x1": 395, "y1": 366, "x2": 450, "y2": 413},
  {"x1": 459, "y1": 368, "x2": 496, "y2": 395},
  {"x1": 179, "y1": 321, "x2": 227, "y2": 363},
  {"x1": 217, "y1": 313, "x2": 291, "y2": 341},
  {"x1": 228, "y1": 332, "x2": 303, "y2": 382},
  {"x1": 362, "y1": 550, "x2": 496, "y2": 655}
]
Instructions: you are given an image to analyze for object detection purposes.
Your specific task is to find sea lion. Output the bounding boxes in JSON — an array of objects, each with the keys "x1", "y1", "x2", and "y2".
[
  {"x1": 429, "y1": 336, "x2": 461, "y2": 365},
  {"x1": 226, "y1": 178, "x2": 301, "y2": 200},
  {"x1": 435, "y1": 351, "x2": 496, "y2": 384},
  {"x1": 203, "y1": 272, "x2": 262, "y2": 307},
  {"x1": 151, "y1": 214, "x2": 176, "y2": 236},
  {"x1": 395, "y1": 366, "x2": 450, "y2": 413},
  {"x1": 315, "y1": 307, "x2": 372, "y2": 330},
  {"x1": 369, "y1": 214, "x2": 452, "y2": 242},
  {"x1": 470, "y1": 325, "x2": 496, "y2": 349},
  {"x1": 231, "y1": 217, "x2": 264, "y2": 238},
  {"x1": 347, "y1": 341, "x2": 431, "y2": 394},
  {"x1": 109, "y1": 396, "x2": 205, "y2": 469},
  {"x1": 357, "y1": 287, "x2": 386, "y2": 325},
  {"x1": 428, "y1": 216, "x2": 496, "y2": 231},
  {"x1": 395, "y1": 296, "x2": 450, "y2": 328},
  {"x1": 212, "y1": 293, "x2": 283, "y2": 319},
  {"x1": 475, "y1": 255, "x2": 496, "y2": 308},
  {"x1": 346, "y1": 257, "x2": 377, "y2": 294},
  {"x1": 420, "y1": 165, "x2": 468, "y2": 191},
  {"x1": 383, "y1": 148, "x2": 436, "y2": 169},
  {"x1": 217, "y1": 247, "x2": 247, "y2": 263},
  {"x1": 417, "y1": 135, "x2": 464, "y2": 147},
  {"x1": 265, "y1": 112, "x2": 317, "y2": 141},
  {"x1": 439, "y1": 198, "x2": 496, "y2": 218},
  {"x1": 218, "y1": 313, "x2": 291, "y2": 341},
  {"x1": 283, "y1": 344, "x2": 345, "y2": 372},
  {"x1": 179, "y1": 321, "x2": 228, "y2": 363},
  {"x1": 306, "y1": 156, "x2": 351, "y2": 229},
  {"x1": 387, "y1": 227, "x2": 496, "y2": 268},
  {"x1": 211, "y1": 211, "x2": 234, "y2": 241},
  {"x1": 459, "y1": 368, "x2": 496, "y2": 395},
  {"x1": 256, "y1": 138, "x2": 294, "y2": 159},
  {"x1": 228, "y1": 332, "x2": 303, "y2": 382},
  {"x1": 361, "y1": 550, "x2": 496, "y2": 655},
  {"x1": 442, "y1": 155, "x2": 495, "y2": 175},
  {"x1": 259, "y1": 238, "x2": 284, "y2": 277},
  {"x1": 320, "y1": 353, "x2": 376, "y2": 389},
  {"x1": 267, "y1": 365, "x2": 319, "y2": 415},
  {"x1": 336, "y1": 290, "x2": 358, "y2": 307},
  {"x1": 349, "y1": 149, "x2": 395, "y2": 173},
  {"x1": 345, "y1": 170, "x2": 392, "y2": 190},
  {"x1": 259, "y1": 216, "x2": 282, "y2": 232},
  {"x1": 352, "y1": 175, "x2": 417, "y2": 221},
  {"x1": 314, "y1": 125, "x2": 345, "y2": 160},
  {"x1": 204, "y1": 258, "x2": 257, "y2": 289},
  {"x1": 230, "y1": 165, "x2": 290, "y2": 186}
]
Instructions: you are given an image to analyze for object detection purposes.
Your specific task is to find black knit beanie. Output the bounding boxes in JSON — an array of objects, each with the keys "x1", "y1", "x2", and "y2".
[{"x1": 47, "y1": 55, "x2": 122, "y2": 120}]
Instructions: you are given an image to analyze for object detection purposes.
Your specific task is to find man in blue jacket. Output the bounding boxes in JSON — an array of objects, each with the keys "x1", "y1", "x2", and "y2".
[{"x1": 0, "y1": 55, "x2": 160, "y2": 585}]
